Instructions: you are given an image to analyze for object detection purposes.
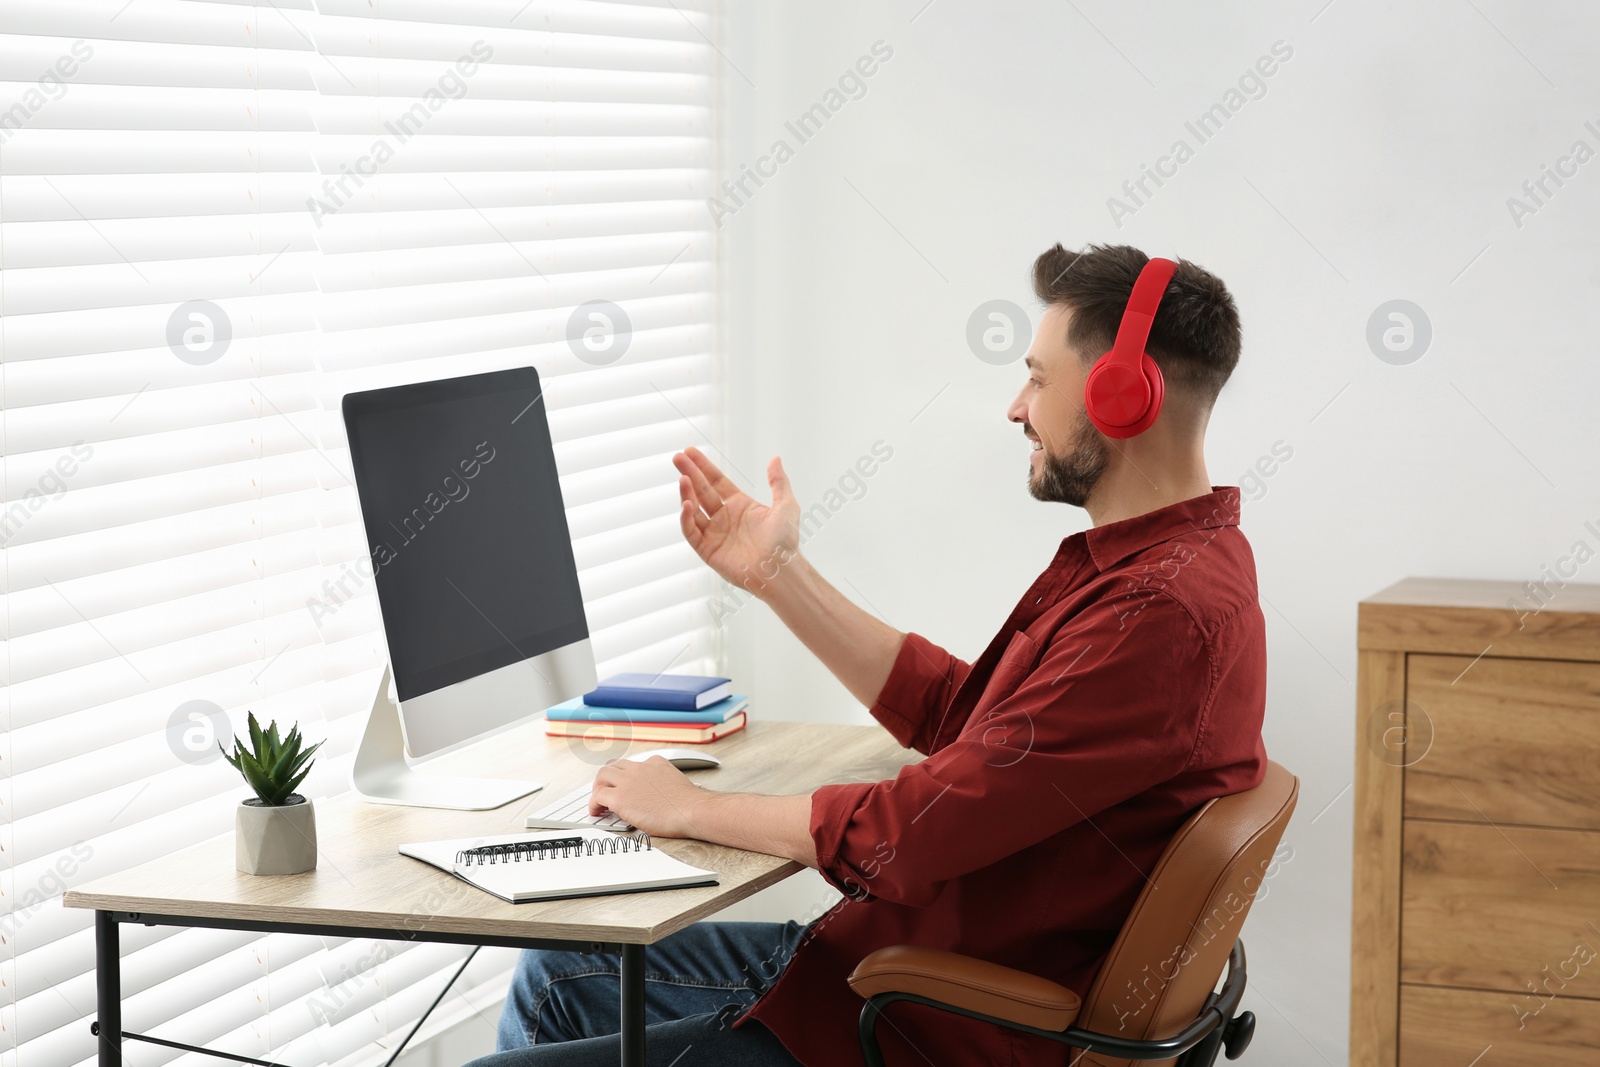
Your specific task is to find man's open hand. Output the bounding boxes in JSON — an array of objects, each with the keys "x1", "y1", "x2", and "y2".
[{"x1": 674, "y1": 446, "x2": 801, "y2": 596}]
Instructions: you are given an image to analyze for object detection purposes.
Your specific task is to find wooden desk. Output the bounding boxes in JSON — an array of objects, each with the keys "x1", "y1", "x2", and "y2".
[{"x1": 65, "y1": 718, "x2": 920, "y2": 1067}]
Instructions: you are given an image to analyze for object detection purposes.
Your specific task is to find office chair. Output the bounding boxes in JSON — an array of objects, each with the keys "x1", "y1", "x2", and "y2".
[{"x1": 849, "y1": 761, "x2": 1299, "y2": 1066}]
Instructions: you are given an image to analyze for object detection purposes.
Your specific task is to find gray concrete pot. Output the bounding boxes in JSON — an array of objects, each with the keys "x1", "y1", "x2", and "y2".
[{"x1": 236, "y1": 794, "x2": 317, "y2": 875}]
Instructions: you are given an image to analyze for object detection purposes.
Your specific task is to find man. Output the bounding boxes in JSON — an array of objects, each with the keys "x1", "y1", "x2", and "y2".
[{"x1": 475, "y1": 243, "x2": 1267, "y2": 1066}]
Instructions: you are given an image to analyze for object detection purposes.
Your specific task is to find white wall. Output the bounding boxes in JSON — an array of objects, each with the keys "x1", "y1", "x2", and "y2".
[{"x1": 714, "y1": 2, "x2": 1600, "y2": 1062}]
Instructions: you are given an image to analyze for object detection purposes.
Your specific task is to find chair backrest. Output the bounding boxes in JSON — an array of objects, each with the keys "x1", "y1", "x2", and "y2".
[{"x1": 1074, "y1": 760, "x2": 1299, "y2": 1067}]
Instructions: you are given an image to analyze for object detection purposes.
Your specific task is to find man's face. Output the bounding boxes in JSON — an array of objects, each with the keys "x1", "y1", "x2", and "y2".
[{"x1": 1006, "y1": 304, "x2": 1109, "y2": 507}]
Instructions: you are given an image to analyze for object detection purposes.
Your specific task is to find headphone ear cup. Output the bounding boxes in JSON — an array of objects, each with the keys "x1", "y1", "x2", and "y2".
[{"x1": 1085, "y1": 351, "x2": 1165, "y2": 438}]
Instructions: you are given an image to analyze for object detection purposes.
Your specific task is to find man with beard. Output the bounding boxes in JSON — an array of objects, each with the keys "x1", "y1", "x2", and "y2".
[{"x1": 476, "y1": 243, "x2": 1268, "y2": 1067}]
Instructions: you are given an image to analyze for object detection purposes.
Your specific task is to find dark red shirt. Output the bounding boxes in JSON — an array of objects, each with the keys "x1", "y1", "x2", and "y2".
[{"x1": 735, "y1": 486, "x2": 1268, "y2": 1066}]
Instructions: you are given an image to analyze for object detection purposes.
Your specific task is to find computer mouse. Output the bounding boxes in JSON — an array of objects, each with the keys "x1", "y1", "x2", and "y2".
[{"x1": 624, "y1": 747, "x2": 722, "y2": 771}]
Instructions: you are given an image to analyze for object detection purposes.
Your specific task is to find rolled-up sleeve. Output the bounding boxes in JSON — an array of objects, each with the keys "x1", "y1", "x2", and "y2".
[
  {"x1": 866, "y1": 631, "x2": 971, "y2": 755},
  {"x1": 810, "y1": 590, "x2": 1210, "y2": 907}
]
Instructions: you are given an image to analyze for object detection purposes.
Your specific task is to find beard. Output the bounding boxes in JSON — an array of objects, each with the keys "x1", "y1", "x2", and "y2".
[{"x1": 1028, "y1": 408, "x2": 1109, "y2": 507}]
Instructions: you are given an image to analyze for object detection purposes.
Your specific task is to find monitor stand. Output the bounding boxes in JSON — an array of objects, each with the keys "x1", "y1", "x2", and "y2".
[{"x1": 352, "y1": 665, "x2": 543, "y2": 810}]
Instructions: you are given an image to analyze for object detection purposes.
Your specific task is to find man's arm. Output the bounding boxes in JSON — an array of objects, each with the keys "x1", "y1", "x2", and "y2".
[
  {"x1": 588, "y1": 755, "x2": 817, "y2": 865},
  {"x1": 676, "y1": 446, "x2": 969, "y2": 750},
  {"x1": 675, "y1": 446, "x2": 903, "y2": 706},
  {"x1": 687, "y1": 790, "x2": 818, "y2": 867}
]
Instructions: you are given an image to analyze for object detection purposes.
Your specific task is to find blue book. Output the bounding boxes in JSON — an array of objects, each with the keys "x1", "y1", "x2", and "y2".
[
  {"x1": 545, "y1": 694, "x2": 748, "y2": 724},
  {"x1": 584, "y1": 672, "x2": 732, "y2": 711}
]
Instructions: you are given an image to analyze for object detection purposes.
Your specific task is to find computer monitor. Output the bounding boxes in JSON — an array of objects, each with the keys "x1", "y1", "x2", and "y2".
[{"x1": 341, "y1": 366, "x2": 598, "y2": 809}]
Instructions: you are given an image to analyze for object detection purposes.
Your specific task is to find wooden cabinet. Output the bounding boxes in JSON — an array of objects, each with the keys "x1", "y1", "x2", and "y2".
[{"x1": 1353, "y1": 577, "x2": 1600, "y2": 1065}]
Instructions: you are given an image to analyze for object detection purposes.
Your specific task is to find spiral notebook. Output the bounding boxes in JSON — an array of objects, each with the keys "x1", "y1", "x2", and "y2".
[{"x1": 399, "y1": 828, "x2": 719, "y2": 904}]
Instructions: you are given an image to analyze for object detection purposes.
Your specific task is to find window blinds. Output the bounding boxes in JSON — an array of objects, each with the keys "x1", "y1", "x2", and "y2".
[{"x1": 0, "y1": 2, "x2": 717, "y2": 1066}]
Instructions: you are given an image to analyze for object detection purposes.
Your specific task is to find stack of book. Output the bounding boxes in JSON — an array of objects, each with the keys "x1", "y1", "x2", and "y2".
[{"x1": 542, "y1": 673, "x2": 748, "y2": 744}]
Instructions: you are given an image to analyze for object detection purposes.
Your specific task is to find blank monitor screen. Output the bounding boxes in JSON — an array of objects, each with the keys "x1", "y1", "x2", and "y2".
[{"x1": 342, "y1": 367, "x2": 588, "y2": 702}]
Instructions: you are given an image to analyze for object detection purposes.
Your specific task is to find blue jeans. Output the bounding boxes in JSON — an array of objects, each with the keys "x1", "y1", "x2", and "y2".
[{"x1": 472, "y1": 920, "x2": 810, "y2": 1067}]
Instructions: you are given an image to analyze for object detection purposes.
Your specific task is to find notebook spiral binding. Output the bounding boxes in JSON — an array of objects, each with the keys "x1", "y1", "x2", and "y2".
[{"x1": 455, "y1": 832, "x2": 653, "y2": 866}]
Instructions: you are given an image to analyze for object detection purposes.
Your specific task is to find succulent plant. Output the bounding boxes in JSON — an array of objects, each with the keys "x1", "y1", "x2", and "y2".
[{"x1": 220, "y1": 712, "x2": 323, "y2": 806}]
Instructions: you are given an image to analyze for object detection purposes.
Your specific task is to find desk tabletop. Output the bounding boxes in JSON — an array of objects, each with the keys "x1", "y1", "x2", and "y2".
[{"x1": 64, "y1": 719, "x2": 919, "y2": 944}]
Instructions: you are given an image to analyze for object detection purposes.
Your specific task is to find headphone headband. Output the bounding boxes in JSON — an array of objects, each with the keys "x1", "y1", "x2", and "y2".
[{"x1": 1108, "y1": 256, "x2": 1177, "y2": 364}]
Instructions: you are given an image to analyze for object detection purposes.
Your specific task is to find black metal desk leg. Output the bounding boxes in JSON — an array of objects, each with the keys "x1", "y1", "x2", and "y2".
[
  {"x1": 95, "y1": 911, "x2": 122, "y2": 1067},
  {"x1": 620, "y1": 944, "x2": 645, "y2": 1067}
]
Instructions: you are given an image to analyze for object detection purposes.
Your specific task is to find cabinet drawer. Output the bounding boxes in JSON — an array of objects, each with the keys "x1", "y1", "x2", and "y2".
[
  {"x1": 1403, "y1": 654, "x2": 1600, "y2": 829},
  {"x1": 1401, "y1": 985, "x2": 1600, "y2": 1066},
  {"x1": 1403, "y1": 820, "x2": 1600, "y2": 995}
]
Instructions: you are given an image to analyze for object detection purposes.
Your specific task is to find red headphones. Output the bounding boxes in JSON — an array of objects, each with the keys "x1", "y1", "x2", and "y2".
[{"x1": 1083, "y1": 256, "x2": 1177, "y2": 439}]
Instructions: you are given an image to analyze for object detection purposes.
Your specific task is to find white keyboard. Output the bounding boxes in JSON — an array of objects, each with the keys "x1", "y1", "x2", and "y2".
[{"x1": 524, "y1": 780, "x2": 632, "y2": 831}]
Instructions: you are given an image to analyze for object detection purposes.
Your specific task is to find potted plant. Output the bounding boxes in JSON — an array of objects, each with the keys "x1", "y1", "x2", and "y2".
[{"x1": 221, "y1": 713, "x2": 324, "y2": 876}]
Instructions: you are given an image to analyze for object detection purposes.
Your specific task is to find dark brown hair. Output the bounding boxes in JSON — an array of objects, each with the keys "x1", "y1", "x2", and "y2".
[{"x1": 1031, "y1": 243, "x2": 1241, "y2": 401}]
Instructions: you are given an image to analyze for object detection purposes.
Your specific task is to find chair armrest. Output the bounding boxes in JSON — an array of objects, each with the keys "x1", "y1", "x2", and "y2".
[{"x1": 847, "y1": 945, "x2": 1082, "y2": 1032}]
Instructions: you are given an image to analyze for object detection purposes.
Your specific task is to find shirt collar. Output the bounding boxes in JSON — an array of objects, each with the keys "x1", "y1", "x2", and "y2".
[{"x1": 1082, "y1": 486, "x2": 1242, "y2": 572}]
